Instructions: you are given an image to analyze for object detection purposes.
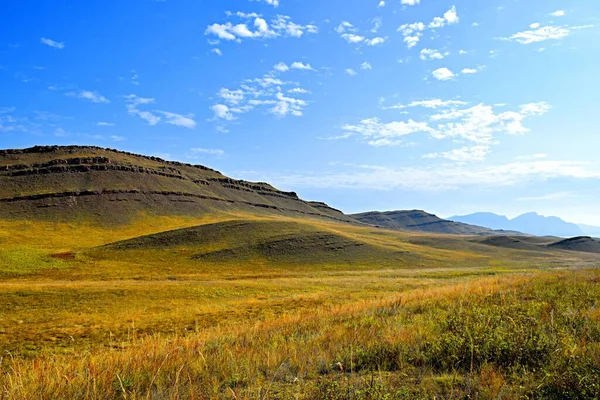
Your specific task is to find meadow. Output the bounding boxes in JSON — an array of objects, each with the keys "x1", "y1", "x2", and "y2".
[{"x1": 0, "y1": 212, "x2": 599, "y2": 399}]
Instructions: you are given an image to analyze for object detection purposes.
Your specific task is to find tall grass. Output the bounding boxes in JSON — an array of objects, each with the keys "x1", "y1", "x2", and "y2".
[{"x1": 1, "y1": 270, "x2": 599, "y2": 399}]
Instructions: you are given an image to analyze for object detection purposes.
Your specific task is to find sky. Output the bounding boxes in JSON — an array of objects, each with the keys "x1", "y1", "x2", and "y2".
[{"x1": 1, "y1": 0, "x2": 600, "y2": 224}]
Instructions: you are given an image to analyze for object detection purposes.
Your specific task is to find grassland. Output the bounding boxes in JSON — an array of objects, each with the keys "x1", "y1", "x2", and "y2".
[{"x1": 0, "y1": 212, "x2": 599, "y2": 399}]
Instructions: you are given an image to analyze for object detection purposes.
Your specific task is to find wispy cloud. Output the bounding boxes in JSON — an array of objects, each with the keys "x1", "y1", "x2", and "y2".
[
  {"x1": 67, "y1": 90, "x2": 111, "y2": 104},
  {"x1": 500, "y1": 24, "x2": 593, "y2": 44},
  {"x1": 240, "y1": 159, "x2": 600, "y2": 192},
  {"x1": 188, "y1": 147, "x2": 225, "y2": 157},
  {"x1": 125, "y1": 94, "x2": 196, "y2": 128},
  {"x1": 40, "y1": 37, "x2": 64, "y2": 49}
]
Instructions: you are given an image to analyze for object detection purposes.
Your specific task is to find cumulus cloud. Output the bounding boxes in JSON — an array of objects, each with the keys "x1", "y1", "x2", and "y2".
[
  {"x1": 337, "y1": 20, "x2": 387, "y2": 46},
  {"x1": 211, "y1": 104, "x2": 235, "y2": 120},
  {"x1": 345, "y1": 69, "x2": 357, "y2": 76},
  {"x1": 290, "y1": 61, "x2": 314, "y2": 70},
  {"x1": 205, "y1": 14, "x2": 317, "y2": 42},
  {"x1": 420, "y1": 48, "x2": 447, "y2": 60},
  {"x1": 335, "y1": 99, "x2": 551, "y2": 149},
  {"x1": 360, "y1": 62, "x2": 372, "y2": 70},
  {"x1": 210, "y1": 65, "x2": 311, "y2": 123},
  {"x1": 550, "y1": 10, "x2": 565, "y2": 17},
  {"x1": 432, "y1": 67, "x2": 455, "y2": 81},
  {"x1": 398, "y1": 6, "x2": 459, "y2": 48}
]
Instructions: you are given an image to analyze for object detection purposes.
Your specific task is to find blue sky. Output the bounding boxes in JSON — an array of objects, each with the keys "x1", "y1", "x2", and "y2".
[{"x1": 1, "y1": 0, "x2": 600, "y2": 223}]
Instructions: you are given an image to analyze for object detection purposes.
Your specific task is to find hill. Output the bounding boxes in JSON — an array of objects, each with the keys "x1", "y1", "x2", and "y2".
[
  {"x1": 450, "y1": 211, "x2": 584, "y2": 237},
  {"x1": 350, "y1": 210, "x2": 516, "y2": 235},
  {"x1": 548, "y1": 236, "x2": 600, "y2": 254},
  {"x1": 0, "y1": 145, "x2": 354, "y2": 224}
]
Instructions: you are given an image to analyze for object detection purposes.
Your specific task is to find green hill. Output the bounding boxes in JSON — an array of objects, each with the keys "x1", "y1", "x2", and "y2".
[
  {"x1": 351, "y1": 210, "x2": 515, "y2": 235},
  {"x1": 0, "y1": 145, "x2": 354, "y2": 224}
]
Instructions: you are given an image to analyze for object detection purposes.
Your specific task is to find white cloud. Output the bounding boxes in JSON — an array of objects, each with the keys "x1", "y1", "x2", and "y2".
[
  {"x1": 424, "y1": 145, "x2": 490, "y2": 162},
  {"x1": 337, "y1": 100, "x2": 551, "y2": 148},
  {"x1": 367, "y1": 37, "x2": 386, "y2": 46},
  {"x1": 40, "y1": 37, "x2": 64, "y2": 49},
  {"x1": 459, "y1": 50, "x2": 468, "y2": 55},
  {"x1": 254, "y1": 0, "x2": 279, "y2": 6},
  {"x1": 550, "y1": 10, "x2": 565, "y2": 17},
  {"x1": 274, "y1": 62, "x2": 289, "y2": 72},
  {"x1": 345, "y1": 68, "x2": 357, "y2": 76},
  {"x1": 336, "y1": 21, "x2": 355, "y2": 34},
  {"x1": 371, "y1": 17, "x2": 382, "y2": 33},
  {"x1": 211, "y1": 48, "x2": 223, "y2": 56},
  {"x1": 443, "y1": 6, "x2": 459, "y2": 25},
  {"x1": 385, "y1": 99, "x2": 467, "y2": 109},
  {"x1": 291, "y1": 61, "x2": 314, "y2": 70},
  {"x1": 70, "y1": 90, "x2": 110, "y2": 104},
  {"x1": 401, "y1": 0, "x2": 420, "y2": 5},
  {"x1": 289, "y1": 87, "x2": 310, "y2": 94},
  {"x1": 157, "y1": 111, "x2": 196, "y2": 129},
  {"x1": 360, "y1": 62, "x2": 372, "y2": 70},
  {"x1": 517, "y1": 191, "x2": 576, "y2": 201},
  {"x1": 404, "y1": 35, "x2": 421, "y2": 48},
  {"x1": 461, "y1": 66, "x2": 485, "y2": 75},
  {"x1": 97, "y1": 122, "x2": 115, "y2": 127},
  {"x1": 420, "y1": 48, "x2": 446, "y2": 60},
  {"x1": 341, "y1": 33, "x2": 366, "y2": 43},
  {"x1": 110, "y1": 135, "x2": 126, "y2": 142},
  {"x1": 341, "y1": 118, "x2": 432, "y2": 143},
  {"x1": 189, "y1": 148, "x2": 225, "y2": 156},
  {"x1": 378, "y1": 1, "x2": 385, "y2": 7},
  {"x1": 530, "y1": 23, "x2": 541, "y2": 29},
  {"x1": 432, "y1": 67, "x2": 455, "y2": 81},
  {"x1": 210, "y1": 65, "x2": 312, "y2": 123},
  {"x1": 211, "y1": 104, "x2": 235, "y2": 120},
  {"x1": 500, "y1": 24, "x2": 593, "y2": 44},
  {"x1": 270, "y1": 92, "x2": 306, "y2": 117},
  {"x1": 205, "y1": 14, "x2": 316, "y2": 42},
  {"x1": 124, "y1": 94, "x2": 194, "y2": 127},
  {"x1": 398, "y1": 6, "x2": 459, "y2": 48},
  {"x1": 338, "y1": 21, "x2": 387, "y2": 46},
  {"x1": 243, "y1": 159, "x2": 600, "y2": 192}
]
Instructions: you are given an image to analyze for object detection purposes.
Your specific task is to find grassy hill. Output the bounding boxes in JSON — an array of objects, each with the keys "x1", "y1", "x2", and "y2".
[
  {"x1": 0, "y1": 145, "x2": 354, "y2": 224},
  {"x1": 351, "y1": 209, "x2": 517, "y2": 235}
]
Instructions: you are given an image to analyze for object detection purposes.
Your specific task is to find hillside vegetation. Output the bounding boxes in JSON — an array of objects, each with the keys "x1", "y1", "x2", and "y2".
[{"x1": 1, "y1": 146, "x2": 599, "y2": 398}]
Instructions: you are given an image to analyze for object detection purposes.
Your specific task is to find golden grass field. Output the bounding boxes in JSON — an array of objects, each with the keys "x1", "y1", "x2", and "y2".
[{"x1": 1, "y1": 212, "x2": 599, "y2": 399}]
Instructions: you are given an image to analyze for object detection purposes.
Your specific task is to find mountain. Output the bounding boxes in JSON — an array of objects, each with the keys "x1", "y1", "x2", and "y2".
[
  {"x1": 450, "y1": 212, "x2": 584, "y2": 237},
  {"x1": 350, "y1": 210, "x2": 515, "y2": 235},
  {"x1": 0, "y1": 145, "x2": 355, "y2": 225}
]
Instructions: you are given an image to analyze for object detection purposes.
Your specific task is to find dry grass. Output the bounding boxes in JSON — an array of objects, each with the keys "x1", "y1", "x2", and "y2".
[{"x1": 0, "y1": 213, "x2": 599, "y2": 398}]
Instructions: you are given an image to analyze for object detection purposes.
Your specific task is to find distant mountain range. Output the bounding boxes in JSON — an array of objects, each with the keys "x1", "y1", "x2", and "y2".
[{"x1": 449, "y1": 212, "x2": 600, "y2": 237}]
